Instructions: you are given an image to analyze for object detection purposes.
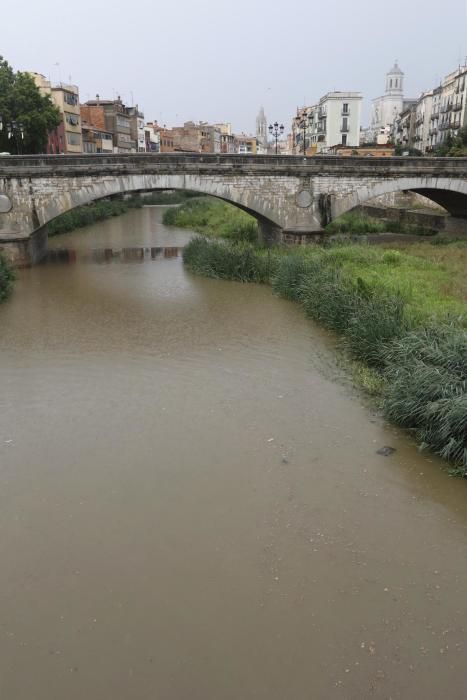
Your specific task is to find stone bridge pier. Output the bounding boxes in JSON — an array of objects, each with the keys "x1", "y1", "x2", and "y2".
[{"x1": 1, "y1": 154, "x2": 467, "y2": 265}]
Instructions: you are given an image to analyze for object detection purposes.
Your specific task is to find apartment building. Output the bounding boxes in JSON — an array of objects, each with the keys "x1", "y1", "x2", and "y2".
[
  {"x1": 81, "y1": 120, "x2": 113, "y2": 153},
  {"x1": 437, "y1": 66, "x2": 467, "y2": 149},
  {"x1": 30, "y1": 73, "x2": 82, "y2": 154},
  {"x1": 234, "y1": 134, "x2": 257, "y2": 154},
  {"x1": 413, "y1": 91, "x2": 433, "y2": 154},
  {"x1": 144, "y1": 122, "x2": 161, "y2": 152},
  {"x1": 82, "y1": 97, "x2": 136, "y2": 153},
  {"x1": 171, "y1": 122, "x2": 221, "y2": 153},
  {"x1": 392, "y1": 101, "x2": 417, "y2": 150},
  {"x1": 215, "y1": 123, "x2": 236, "y2": 153},
  {"x1": 392, "y1": 62, "x2": 467, "y2": 154},
  {"x1": 293, "y1": 92, "x2": 362, "y2": 154},
  {"x1": 126, "y1": 106, "x2": 146, "y2": 152}
]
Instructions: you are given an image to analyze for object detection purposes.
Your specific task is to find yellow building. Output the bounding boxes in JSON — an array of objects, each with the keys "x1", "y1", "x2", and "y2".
[
  {"x1": 29, "y1": 73, "x2": 82, "y2": 154},
  {"x1": 234, "y1": 134, "x2": 257, "y2": 154}
]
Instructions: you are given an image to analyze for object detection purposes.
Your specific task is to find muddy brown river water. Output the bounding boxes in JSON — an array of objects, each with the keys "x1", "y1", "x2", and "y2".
[{"x1": 0, "y1": 206, "x2": 466, "y2": 699}]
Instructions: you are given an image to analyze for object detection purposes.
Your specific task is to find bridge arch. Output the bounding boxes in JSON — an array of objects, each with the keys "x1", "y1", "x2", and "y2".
[
  {"x1": 332, "y1": 176, "x2": 467, "y2": 220},
  {"x1": 35, "y1": 173, "x2": 283, "y2": 242}
]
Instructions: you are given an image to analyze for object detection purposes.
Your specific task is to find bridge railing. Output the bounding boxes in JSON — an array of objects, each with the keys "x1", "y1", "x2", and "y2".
[{"x1": 1, "y1": 152, "x2": 467, "y2": 175}]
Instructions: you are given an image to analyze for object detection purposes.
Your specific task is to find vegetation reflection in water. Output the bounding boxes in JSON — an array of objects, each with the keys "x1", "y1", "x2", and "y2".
[{"x1": 45, "y1": 246, "x2": 183, "y2": 264}]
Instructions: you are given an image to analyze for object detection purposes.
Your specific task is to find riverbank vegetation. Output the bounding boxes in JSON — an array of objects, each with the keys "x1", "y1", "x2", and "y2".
[
  {"x1": 46, "y1": 190, "x2": 198, "y2": 236},
  {"x1": 0, "y1": 255, "x2": 15, "y2": 302},
  {"x1": 325, "y1": 211, "x2": 436, "y2": 236},
  {"x1": 164, "y1": 196, "x2": 443, "y2": 239},
  {"x1": 46, "y1": 198, "x2": 142, "y2": 236},
  {"x1": 141, "y1": 190, "x2": 200, "y2": 205},
  {"x1": 183, "y1": 237, "x2": 467, "y2": 474},
  {"x1": 163, "y1": 198, "x2": 258, "y2": 242}
]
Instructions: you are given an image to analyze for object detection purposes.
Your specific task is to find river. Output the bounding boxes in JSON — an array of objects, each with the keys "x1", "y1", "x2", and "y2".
[{"x1": 0, "y1": 206, "x2": 466, "y2": 699}]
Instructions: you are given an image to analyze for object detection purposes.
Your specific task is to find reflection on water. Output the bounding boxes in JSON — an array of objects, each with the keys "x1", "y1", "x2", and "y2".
[
  {"x1": 45, "y1": 246, "x2": 183, "y2": 264},
  {"x1": 1, "y1": 206, "x2": 467, "y2": 700}
]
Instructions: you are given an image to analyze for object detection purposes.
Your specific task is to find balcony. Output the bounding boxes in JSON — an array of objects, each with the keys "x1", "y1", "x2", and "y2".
[
  {"x1": 452, "y1": 101, "x2": 463, "y2": 112},
  {"x1": 430, "y1": 110, "x2": 439, "y2": 119},
  {"x1": 341, "y1": 109, "x2": 350, "y2": 116},
  {"x1": 340, "y1": 126, "x2": 350, "y2": 133}
]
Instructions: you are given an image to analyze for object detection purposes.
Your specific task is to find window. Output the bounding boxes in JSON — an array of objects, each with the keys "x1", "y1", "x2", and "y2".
[
  {"x1": 342, "y1": 117, "x2": 348, "y2": 132},
  {"x1": 117, "y1": 115, "x2": 129, "y2": 129},
  {"x1": 64, "y1": 92, "x2": 78, "y2": 106},
  {"x1": 342, "y1": 103, "x2": 349, "y2": 114},
  {"x1": 342, "y1": 134, "x2": 347, "y2": 146},
  {"x1": 65, "y1": 113, "x2": 79, "y2": 126},
  {"x1": 67, "y1": 132, "x2": 81, "y2": 146}
]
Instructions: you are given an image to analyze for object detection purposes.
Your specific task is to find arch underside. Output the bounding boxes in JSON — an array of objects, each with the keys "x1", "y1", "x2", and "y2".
[
  {"x1": 334, "y1": 178, "x2": 467, "y2": 221},
  {"x1": 410, "y1": 189, "x2": 467, "y2": 217}
]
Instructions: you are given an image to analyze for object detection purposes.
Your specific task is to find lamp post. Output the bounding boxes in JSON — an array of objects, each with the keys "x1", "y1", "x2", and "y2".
[
  {"x1": 268, "y1": 121, "x2": 284, "y2": 155},
  {"x1": 0, "y1": 116, "x2": 25, "y2": 154},
  {"x1": 295, "y1": 111, "x2": 313, "y2": 156}
]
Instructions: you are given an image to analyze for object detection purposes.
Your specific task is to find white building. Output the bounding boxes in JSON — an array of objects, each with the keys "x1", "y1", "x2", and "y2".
[
  {"x1": 413, "y1": 90, "x2": 433, "y2": 154},
  {"x1": 144, "y1": 122, "x2": 161, "y2": 152},
  {"x1": 437, "y1": 66, "x2": 467, "y2": 149},
  {"x1": 292, "y1": 92, "x2": 362, "y2": 154}
]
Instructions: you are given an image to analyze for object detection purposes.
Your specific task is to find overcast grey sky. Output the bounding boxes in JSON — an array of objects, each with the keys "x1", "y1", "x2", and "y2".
[{"x1": 2, "y1": 0, "x2": 467, "y2": 133}]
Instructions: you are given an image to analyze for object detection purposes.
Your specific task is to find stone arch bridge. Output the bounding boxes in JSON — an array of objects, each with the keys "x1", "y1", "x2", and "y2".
[{"x1": 0, "y1": 153, "x2": 466, "y2": 264}]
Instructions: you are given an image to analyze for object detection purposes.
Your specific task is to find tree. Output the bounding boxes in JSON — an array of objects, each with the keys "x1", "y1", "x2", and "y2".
[
  {"x1": 0, "y1": 56, "x2": 61, "y2": 154},
  {"x1": 447, "y1": 126, "x2": 467, "y2": 156},
  {"x1": 435, "y1": 128, "x2": 467, "y2": 157}
]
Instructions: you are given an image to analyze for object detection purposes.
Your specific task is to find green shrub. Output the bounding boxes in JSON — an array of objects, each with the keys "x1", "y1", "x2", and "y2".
[{"x1": 0, "y1": 255, "x2": 15, "y2": 302}]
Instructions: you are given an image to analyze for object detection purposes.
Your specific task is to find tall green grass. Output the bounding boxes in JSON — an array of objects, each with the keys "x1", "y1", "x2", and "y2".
[
  {"x1": 0, "y1": 255, "x2": 15, "y2": 302},
  {"x1": 163, "y1": 198, "x2": 259, "y2": 242},
  {"x1": 183, "y1": 237, "x2": 277, "y2": 283},
  {"x1": 381, "y1": 326, "x2": 467, "y2": 474}
]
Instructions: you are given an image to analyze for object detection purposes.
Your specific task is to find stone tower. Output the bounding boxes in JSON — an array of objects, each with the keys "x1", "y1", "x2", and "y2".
[
  {"x1": 385, "y1": 61, "x2": 404, "y2": 96},
  {"x1": 256, "y1": 107, "x2": 268, "y2": 151}
]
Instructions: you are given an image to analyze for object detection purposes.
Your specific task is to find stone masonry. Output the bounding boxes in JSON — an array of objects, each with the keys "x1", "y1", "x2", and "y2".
[{"x1": 1, "y1": 154, "x2": 467, "y2": 264}]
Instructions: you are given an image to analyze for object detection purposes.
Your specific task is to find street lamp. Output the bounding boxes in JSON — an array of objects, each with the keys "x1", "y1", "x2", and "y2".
[
  {"x1": 295, "y1": 111, "x2": 313, "y2": 156},
  {"x1": 268, "y1": 121, "x2": 284, "y2": 155}
]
